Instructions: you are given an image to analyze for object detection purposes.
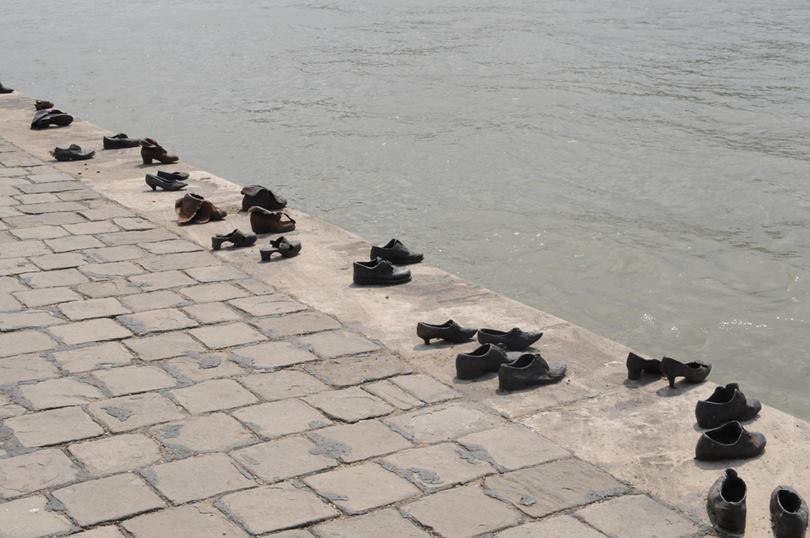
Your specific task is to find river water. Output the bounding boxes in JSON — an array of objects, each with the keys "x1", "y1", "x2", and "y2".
[{"x1": 3, "y1": 0, "x2": 810, "y2": 417}]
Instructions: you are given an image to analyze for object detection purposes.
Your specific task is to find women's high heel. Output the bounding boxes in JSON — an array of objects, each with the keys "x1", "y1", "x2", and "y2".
[
  {"x1": 661, "y1": 356, "x2": 711, "y2": 388},
  {"x1": 625, "y1": 352, "x2": 661, "y2": 380},
  {"x1": 141, "y1": 138, "x2": 179, "y2": 165}
]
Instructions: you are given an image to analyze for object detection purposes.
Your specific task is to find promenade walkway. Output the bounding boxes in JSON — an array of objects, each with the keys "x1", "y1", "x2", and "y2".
[{"x1": 0, "y1": 91, "x2": 801, "y2": 537}]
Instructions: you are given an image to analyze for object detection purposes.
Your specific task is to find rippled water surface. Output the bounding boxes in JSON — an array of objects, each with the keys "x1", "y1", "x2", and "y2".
[{"x1": 3, "y1": 1, "x2": 810, "y2": 416}]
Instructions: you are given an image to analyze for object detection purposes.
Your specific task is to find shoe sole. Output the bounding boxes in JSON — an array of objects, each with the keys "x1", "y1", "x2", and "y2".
[{"x1": 354, "y1": 276, "x2": 411, "y2": 286}]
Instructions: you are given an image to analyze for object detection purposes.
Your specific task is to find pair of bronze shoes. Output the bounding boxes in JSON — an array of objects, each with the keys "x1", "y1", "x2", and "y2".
[
  {"x1": 175, "y1": 193, "x2": 226, "y2": 225},
  {"x1": 141, "y1": 138, "x2": 179, "y2": 164},
  {"x1": 625, "y1": 352, "x2": 711, "y2": 388}
]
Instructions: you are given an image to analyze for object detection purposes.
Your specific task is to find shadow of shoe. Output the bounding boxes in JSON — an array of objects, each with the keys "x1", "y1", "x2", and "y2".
[{"x1": 656, "y1": 381, "x2": 706, "y2": 397}]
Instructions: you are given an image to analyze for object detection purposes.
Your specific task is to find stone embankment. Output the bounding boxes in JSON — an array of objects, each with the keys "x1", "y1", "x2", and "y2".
[{"x1": 0, "y1": 91, "x2": 807, "y2": 537}]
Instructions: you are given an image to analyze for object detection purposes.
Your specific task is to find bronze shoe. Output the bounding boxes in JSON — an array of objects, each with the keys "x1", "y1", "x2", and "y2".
[
  {"x1": 175, "y1": 193, "x2": 227, "y2": 225},
  {"x1": 249, "y1": 207, "x2": 296, "y2": 234},
  {"x1": 141, "y1": 138, "x2": 179, "y2": 164},
  {"x1": 35, "y1": 100, "x2": 54, "y2": 110}
]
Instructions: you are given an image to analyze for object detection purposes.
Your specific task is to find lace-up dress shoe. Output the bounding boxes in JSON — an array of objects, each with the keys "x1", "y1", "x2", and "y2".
[
  {"x1": 353, "y1": 258, "x2": 411, "y2": 285},
  {"x1": 51, "y1": 145, "x2": 95, "y2": 161},
  {"x1": 661, "y1": 356, "x2": 711, "y2": 388},
  {"x1": 31, "y1": 109, "x2": 73, "y2": 129},
  {"x1": 104, "y1": 133, "x2": 141, "y2": 149},
  {"x1": 249, "y1": 207, "x2": 296, "y2": 234},
  {"x1": 696, "y1": 383, "x2": 762, "y2": 429},
  {"x1": 456, "y1": 343, "x2": 508, "y2": 380},
  {"x1": 141, "y1": 138, "x2": 179, "y2": 164},
  {"x1": 771, "y1": 486, "x2": 809, "y2": 538},
  {"x1": 498, "y1": 353, "x2": 566, "y2": 391},
  {"x1": 417, "y1": 320, "x2": 476, "y2": 344},
  {"x1": 35, "y1": 100, "x2": 53, "y2": 110},
  {"x1": 260, "y1": 236, "x2": 302, "y2": 261},
  {"x1": 708, "y1": 469, "x2": 747, "y2": 534},
  {"x1": 212, "y1": 229, "x2": 256, "y2": 250},
  {"x1": 695, "y1": 421, "x2": 766, "y2": 461},
  {"x1": 241, "y1": 185, "x2": 287, "y2": 211},
  {"x1": 145, "y1": 174, "x2": 187, "y2": 191},
  {"x1": 477, "y1": 327, "x2": 542, "y2": 351},
  {"x1": 0, "y1": 82, "x2": 13, "y2": 94},
  {"x1": 626, "y1": 352, "x2": 661, "y2": 380},
  {"x1": 370, "y1": 238, "x2": 423, "y2": 264}
]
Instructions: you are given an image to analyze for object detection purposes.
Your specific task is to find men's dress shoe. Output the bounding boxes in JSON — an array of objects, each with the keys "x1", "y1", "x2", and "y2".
[
  {"x1": 455, "y1": 343, "x2": 509, "y2": 380},
  {"x1": 771, "y1": 486, "x2": 809, "y2": 538},
  {"x1": 498, "y1": 353, "x2": 566, "y2": 391},
  {"x1": 141, "y1": 138, "x2": 179, "y2": 164},
  {"x1": 707, "y1": 469, "x2": 747, "y2": 534},
  {"x1": 35, "y1": 100, "x2": 54, "y2": 110},
  {"x1": 145, "y1": 174, "x2": 187, "y2": 191},
  {"x1": 31, "y1": 109, "x2": 73, "y2": 129},
  {"x1": 695, "y1": 383, "x2": 762, "y2": 429},
  {"x1": 661, "y1": 356, "x2": 711, "y2": 388},
  {"x1": 417, "y1": 320, "x2": 476, "y2": 345},
  {"x1": 353, "y1": 258, "x2": 411, "y2": 286},
  {"x1": 212, "y1": 229, "x2": 256, "y2": 250},
  {"x1": 249, "y1": 207, "x2": 296, "y2": 234},
  {"x1": 370, "y1": 238, "x2": 423, "y2": 265},
  {"x1": 175, "y1": 193, "x2": 226, "y2": 225},
  {"x1": 157, "y1": 170, "x2": 189, "y2": 181},
  {"x1": 104, "y1": 133, "x2": 141, "y2": 149},
  {"x1": 260, "y1": 236, "x2": 302, "y2": 261},
  {"x1": 0, "y1": 83, "x2": 13, "y2": 94},
  {"x1": 241, "y1": 185, "x2": 287, "y2": 211},
  {"x1": 50, "y1": 145, "x2": 95, "y2": 161},
  {"x1": 477, "y1": 327, "x2": 542, "y2": 351},
  {"x1": 695, "y1": 421, "x2": 766, "y2": 461},
  {"x1": 626, "y1": 352, "x2": 661, "y2": 380}
]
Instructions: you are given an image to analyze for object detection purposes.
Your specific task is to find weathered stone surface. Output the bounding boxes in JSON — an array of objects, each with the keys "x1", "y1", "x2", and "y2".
[
  {"x1": 93, "y1": 365, "x2": 177, "y2": 395},
  {"x1": 0, "y1": 239, "x2": 49, "y2": 259},
  {"x1": 221, "y1": 483, "x2": 339, "y2": 535},
  {"x1": 496, "y1": 516, "x2": 608, "y2": 538},
  {"x1": 0, "y1": 448, "x2": 79, "y2": 499},
  {"x1": 4, "y1": 406, "x2": 104, "y2": 447},
  {"x1": 121, "y1": 290, "x2": 189, "y2": 312},
  {"x1": 383, "y1": 442, "x2": 494, "y2": 492},
  {"x1": 0, "y1": 495, "x2": 72, "y2": 537},
  {"x1": 139, "y1": 252, "x2": 219, "y2": 272},
  {"x1": 89, "y1": 392, "x2": 185, "y2": 432},
  {"x1": 97, "y1": 229, "x2": 175, "y2": 246},
  {"x1": 304, "y1": 462, "x2": 420, "y2": 515},
  {"x1": 190, "y1": 322, "x2": 266, "y2": 349},
  {"x1": 0, "y1": 353, "x2": 58, "y2": 383},
  {"x1": 10, "y1": 224, "x2": 69, "y2": 240},
  {"x1": 146, "y1": 453, "x2": 255, "y2": 503},
  {"x1": 0, "y1": 292, "x2": 21, "y2": 312},
  {"x1": 21, "y1": 268, "x2": 88, "y2": 288},
  {"x1": 124, "y1": 330, "x2": 205, "y2": 361},
  {"x1": 297, "y1": 330, "x2": 380, "y2": 359},
  {"x1": 17, "y1": 182, "x2": 84, "y2": 194},
  {"x1": 80, "y1": 261, "x2": 144, "y2": 279},
  {"x1": 576, "y1": 495, "x2": 699, "y2": 538},
  {"x1": 77, "y1": 278, "x2": 139, "y2": 298},
  {"x1": 365, "y1": 380, "x2": 423, "y2": 410},
  {"x1": 113, "y1": 217, "x2": 154, "y2": 231},
  {"x1": 17, "y1": 201, "x2": 87, "y2": 214},
  {"x1": 14, "y1": 286, "x2": 81, "y2": 307},
  {"x1": 385, "y1": 403, "x2": 504, "y2": 443},
  {"x1": 233, "y1": 399, "x2": 332, "y2": 439},
  {"x1": 63, "y1": 220, "x2": 119, "y2": 235},
  {"x1": 49, "y1": 318, "x2": 132, "y2": 345},
  {"x1": 58, "y1": 297, "x2": 130, "y2": 320},
  {"x1": 19, "y1": 377, "x2": 105, "y2": 410},
  {"x1": 184, "y1": 264, "x2": 246, "y2": 282},
  {"x1": 152, "y1": 413, "x2": 255, "y2": 454},
  {"x1": 123, "y1": 502, "x2": 249, "y2": 538},
  {"x1": 141, "y1": 239, "x2": 203, "y2": 254},
  {"x1": 14, "y1": 193, "x2": 57, "y2": 204},
  {"x1": 0, "y1": 257, "x2": 36, "y2": 276},
  {"x1": 84, "y1": 244, "x2": 147, "y2": 263},
  {"x1": 128, "y1": 270, "x2": 195, "y2": 291},
  {"x1": 179, "y1": 282, "x2": 249, "y2": 303},
  {"x1": 309, "y1": 420, "x2": 412, "y2": 463},
  {"x1": 171, "y1": 379, "x2": 257, "y2": 414},
  {"x1": 117, "y1": 308, "x2": 198, "y2": 335},
  {"x1": 80, "y1": 206, "x2": 134, "y2": 221},
  {"x1": 0, "y1": 330, "x2": 56, "y2": 357},
  {"x1": 4, "y1": 212, "x2": 85, "y2": 228},
  {"x1": 44, "y1": 234, "x2": 104, "y2": 252},
  {"x1": 232, "y1": 436, "x2": 337, "y2": 482},
  {"x1": 484, "y1": 458, "x2": 628, "y2": 517},
  {"x1": 161, "y1": 353, "x2": 245, "y2": 382},
  {"x1": 305, "y1": 352, "x2": 409, "y2": 387},
  {"x1": 54, "y1": 473, "x2": 165, "y2": 526},
  {"x1": 70, "y1": 527, "x2": 127, "y2": 538},
  {"x1": 0, "y1": 276, "x2": 25, "y2": 293},
  {"x1": 250, "y1": 310, "x2": 341, "y2": 337},
  {"x1": 391, "y1": 374, "x2": 460, "y2": 403},
  {"x1": 314, "y1": 508, "x2": 431, "y2": 538},
  {"x1": 239, "y1": 370, "x2": 328, "y2": 401},
  {"x1": 267, "y1": 531, "x2": 316, "y2": 538},
  {"x1": 403, "y1": 485, "x2": 521, "y2": 538},
  {"x1": 228, "y1": 295, "x2": 307, "y2": 317},
  {"x1": 69, "y1": 433, "x2": 162, "y2": 475},
  {"x1": 232, "y1": 341, "x2": 318, "y2": 369},
  {"x1": 458, "y1": 424, "x2": 570, "y2": 472},
  {"x1": 304, "y1": 387, "x2": 393, "y2": 423},
  {"x1": 182, "y1": 301, "x2": 241, "y2": 324},
  {"x1": 0, "y1": 310, "x2": 64, "y2": 330},
  {"x1": 53, "y1": 341, "x2": 133, "y2": 372}
]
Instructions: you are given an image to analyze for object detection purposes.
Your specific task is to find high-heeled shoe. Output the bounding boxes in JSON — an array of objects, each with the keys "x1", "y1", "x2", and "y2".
[
  {"x1": 477, "y1": 328, "x2": 542, "y2": 351},
  {"x1": 661, "y1": 356, "x2": 711, "y2": 388},
  {"x1": 625, "y1": 352, "x2": 661, "y2": 380},
  {"x1": 417, "y1": 320, "x2": 476, "y2": 345},
  {"x1": 0, "y1": 82, "x2": 13, "y2": 94},
  {"x1": 260, "y1": 236, "x2": 302, "y2": 261},
  {"x1": 141, "y1": 138, "x2": 179, "y2": 164},
  {"x1": 707, "y1": 469, "x2": 747, "y2": 534},
  {"x1": 157, "y1": 170, "x2": 189, "y2": 181},
  {"x1": 212, "y1": 229, "x2": 256, "y2": 250},
  {"x1": 145, "y1": 174, "x2": 187, "y2": 191},
  {"x1": 771, "y1": 486, "x2": 809, "y2": 538}
]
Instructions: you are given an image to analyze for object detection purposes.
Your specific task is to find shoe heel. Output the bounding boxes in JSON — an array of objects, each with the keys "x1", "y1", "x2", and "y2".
[
  {"x1": 211, "y1": 238, "x2": 223, "y2": 251},
  {"x1": 627, "y1": 366, "x2": 642, "y2": 380},
  {"x1": 667, "y1": 374, "x2": 676, "y2": 388},
  {"x1": 149, "y1": 184, "x2": 157, "y2": 191},
  {"x1": 142, "y1": 156, "x2": 153, "y2": 164},
  {"x1": 422, "y1": 338, "x2": 431, "y2": 345}
]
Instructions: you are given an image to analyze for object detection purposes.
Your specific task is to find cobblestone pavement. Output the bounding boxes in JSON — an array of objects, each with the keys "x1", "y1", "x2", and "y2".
[{"x1": 0, "y1": 139, "x2": 709, "y2": 537}]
